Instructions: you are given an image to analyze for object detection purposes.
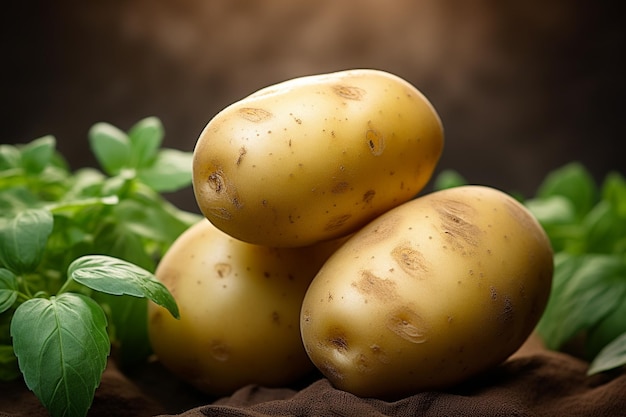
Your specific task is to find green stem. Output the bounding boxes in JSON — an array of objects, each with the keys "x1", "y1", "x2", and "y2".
[
  {"x1": 56, "y1": 277, "x2": 74, "y2": 295},
  {"x1": 16, "y1": 276, "x2": 34, "y2": 299},
  {"x1": 44, "y1": 196, "x2": 119, "y2": 213}
]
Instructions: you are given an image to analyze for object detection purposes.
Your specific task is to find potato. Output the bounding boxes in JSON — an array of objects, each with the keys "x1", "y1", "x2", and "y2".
[
  {"x1": 148, "y1": 219, "x2": 345, "y2": 396},
  {"x1": 300, "y1": 185, "x2": 553, "y2": 399},
  {"x1": 192, "y1": 69, "x2": 443, "y2": 247}
]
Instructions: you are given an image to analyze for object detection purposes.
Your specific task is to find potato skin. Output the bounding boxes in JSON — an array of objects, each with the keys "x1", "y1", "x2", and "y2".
[
  {"x1": 300, "y1": 185, "x2": 554, "y2": 399},
  {"x1": 192, "y1": 69, "x2": 443, "y2": 247},
  {"x1": 148, "y1": 219, "x2": 345, "y2": 396}
]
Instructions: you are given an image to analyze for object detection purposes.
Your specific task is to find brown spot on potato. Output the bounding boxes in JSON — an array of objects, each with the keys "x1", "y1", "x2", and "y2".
[
  {"x1": 370, "y1": 344, "x2": 390, "y2": 364},
  {"x1": 207, "y1": 207, "x2": 232, "y2": 220},
  {"x1": 490, "y1": 286, "x2": 498, "y2": 300},
  {"x1": 332, "y1": 85, "x2": 365, "y2": 100},
  {"x1": 362, "y1": 189, "x2": 376, "y2": 204},
  {"x1": 499, "y1": 297, "x2": 514, "y2": 324},
  {"x1": 329, "y1": 334, "x2": 348, "y2": 352},
  {"x1": 271, "y1": 311, "x2": 280, "y2": 325},
  {"x1": 205, "y1": 169, "x2": 243, "y2": 211},
  {"x1": 332, "y1": 181, "x2": 350, "y2": 194},
  {"x1": 209, "y1": 340, "x2": 230, "y2": 362},
  {"x1": 236, "y1": 147, "x2": 247, "y2": 165},
  {"x1": 231, "y1": 196, "x2": 243, "y2": 210},
  {"x1": 324, "y1": 214, "x2": 352, "y2": 231},
  {"x1": 391, "y1": 245, "x2": 428, "y2": 278},
  {"x1": 434, "y1": 199, "x2": 482, "y2": 250},
  {"x1": 355, "y1": 353, "x2": 369, "y2": 372},
  {"x1": 366, "y1": 128, "x2": 385, "y2": 156},
  {"x1": 352, "y1": 270, "x2": 398, "y2": 302},
  {"x1": 238, "y1": 107, "x2": 272, "y2": 122},
  {"x1": 214, "y1": 263, "x2": 231, "y2": 278},
  {"x1": 207, "y1": 171, "x2": 225, "y2": 193},
  {"x1": 352, "y1": 215, "x2": 400, "y2": 248},
  {"x1": 301, "y1": 310, "x2": 311, "y2": 324},
  {"x1": 386, "y1": 307, "x2": 429, "y2": 344}
]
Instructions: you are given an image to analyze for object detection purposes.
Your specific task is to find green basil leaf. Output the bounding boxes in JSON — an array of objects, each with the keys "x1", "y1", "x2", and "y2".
[
  {"x1": 583, "y1": 200, "x2": 626, "y2": 254},
  {"x1": 112, "y1": 197, "x2": 195, "y2": 247},
  {"x1": 0, "y1": 187, "x2": 40, "y2": 214},
  {"x1": 0, "y1": 268, "x2": 18, "y2": 313},
  {"x1": 137, "y1": 148, "x2": 193, "y2": 192},
  {"x1": 88, "y1": 122, "x2": 131, "y2": 176},
  {"x1": 525, "y1": 195, "x2": 577, "y2": 226},
  {"x1": 536, "y1": 162, "x2": 598, "y2": 220},
  {"x1": 602, "y1": 171, "x2": 626, "y2": 217},
  {"x1": 536, "y1": 254, "x2": 626, "y2": 350},
  {"x1": 432, "y1": 169, "x2": 467, "y2": 191},
  {"x1": 92, "y1": 222, "x2": 156, "y2": 272},
  {"x1": 94, "y1": 293, "x2": 152, "y2": 369},
  {"x1": 0, "y1": 344, "x2": 20, "y2": 382},
  {"x1": 0, "y1": 144, "x2": 21, "y2": 170},
  {"x1": 64, "y1": 168, "x2": 107, "y2": 199},
  {"x1": 0, "y1": 305, "x2": 12, "y2": 345},
  {"x1": 586, "y1": 296, "x2": 626, "y2": 359},
  {"x1": 67, "y1": 255, "x2": 179, "y2": 319},
  {"x1": 128, "y1": 117, "x2": 164, "y2": 169},
  {"x1": 587, "y1": 332, "x2": 626, "y2": 375},
  {"x1": 10, "y1": 293, "x2": 110, "y2": 417},
  {"x1": 0, "y1": 208, "x2": 53, "y2": 274},
  {"x1": 20, "y1": 136, "x2": 56, "y2": 175},
  {"x1": 101, "y1": 172, "x2": 135, "y2": 198}
]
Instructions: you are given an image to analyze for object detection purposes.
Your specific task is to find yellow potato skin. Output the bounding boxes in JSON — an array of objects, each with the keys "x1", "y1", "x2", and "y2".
[
  {"x1": 193, "y1": 69, "x2": 443, "y2": 247},
  {"x1": 300, "y1": 185, "x2": 554, "y2": 399},
  {"x1": 148, "y1": 219, "x2": 345, "y2": 396}
]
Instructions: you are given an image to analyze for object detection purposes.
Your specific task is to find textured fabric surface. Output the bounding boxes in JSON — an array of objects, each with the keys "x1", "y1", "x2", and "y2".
[{"x1": 1, "y1": 335, "x2": 625, "y2": 417}]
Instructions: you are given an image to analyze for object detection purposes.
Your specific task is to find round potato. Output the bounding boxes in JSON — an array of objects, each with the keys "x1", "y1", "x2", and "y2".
[
  {"x1": 300, "y1": 185, "x2": 554, "y2": 399},
  {"x1": 148, "y1": 219, "x2": 345, "y2": 396},
  {"x1": 193, "y1": 69, "x2": 443, "y2": 247}
]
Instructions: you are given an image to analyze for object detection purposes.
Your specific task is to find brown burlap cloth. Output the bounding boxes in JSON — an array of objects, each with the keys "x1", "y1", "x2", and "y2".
[{"x1": 2, "y1": 334, "x2": 625, "y2": 417}]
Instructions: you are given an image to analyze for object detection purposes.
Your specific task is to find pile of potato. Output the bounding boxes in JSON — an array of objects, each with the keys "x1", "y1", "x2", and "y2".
[{"x1": 148, "y1": 69, "x2": 553, "y2": 399}]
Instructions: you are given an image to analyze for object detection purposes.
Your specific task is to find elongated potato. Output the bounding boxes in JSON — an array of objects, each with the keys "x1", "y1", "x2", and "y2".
[
  {"x1": 148, "y1": 219, "x2": 346, "y2": 396},
  {"x1": 193, "y1": 69, "x2": 443, "y2": 247},
  {"x1": 300, "y1": 185, "x2": 553, "y2": 399}
]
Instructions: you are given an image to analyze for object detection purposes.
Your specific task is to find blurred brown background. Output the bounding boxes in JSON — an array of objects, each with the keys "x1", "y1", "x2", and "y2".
[{"x1": 3, "y1": 0, "x2": 624, "y2": 213}]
